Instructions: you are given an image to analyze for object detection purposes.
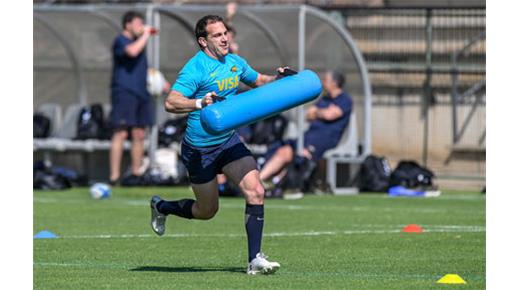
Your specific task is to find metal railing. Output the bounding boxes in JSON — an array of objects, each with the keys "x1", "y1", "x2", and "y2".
[
  {"x1": 451, "y1": 31, "x2": 485, "y2": 147},
  {"x1": 337, "y1": 7, "x2": 485, "y2": 166},
  {"x1": 340, "y1": 7, "x2": 485, "y2": 104}
]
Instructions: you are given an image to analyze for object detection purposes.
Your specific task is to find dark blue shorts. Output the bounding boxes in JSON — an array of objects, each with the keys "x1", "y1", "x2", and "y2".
[
  {"x1": 181, "y1": 133, "x2": 253, "y2": 184},
  {"x1": 110, "y1": 90, "x2": 154, "y2": 128}
]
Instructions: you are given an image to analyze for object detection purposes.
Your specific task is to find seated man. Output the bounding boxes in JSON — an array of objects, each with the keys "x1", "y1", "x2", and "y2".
[{"x1": 259, "y1": 70, "x2": 353, "y2": 184}]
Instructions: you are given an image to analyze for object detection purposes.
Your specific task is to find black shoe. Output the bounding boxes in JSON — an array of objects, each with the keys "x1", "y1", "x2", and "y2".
[
  {"x1": 109, "y1": 178, "x2": 120, "y2": 186},
  {"x1": 121, "y1": 174, "x2": 143, "y2": 186}
]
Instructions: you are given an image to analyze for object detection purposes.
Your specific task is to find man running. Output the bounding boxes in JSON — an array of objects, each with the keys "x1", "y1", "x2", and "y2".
[{"x1": 150, "y1": 15, "x2": 288, "y2": 275}]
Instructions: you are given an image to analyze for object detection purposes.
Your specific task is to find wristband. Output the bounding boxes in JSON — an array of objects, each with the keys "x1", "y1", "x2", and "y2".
[{"x1": 195, "y1": 99, "x2": 203, "y2": 109}]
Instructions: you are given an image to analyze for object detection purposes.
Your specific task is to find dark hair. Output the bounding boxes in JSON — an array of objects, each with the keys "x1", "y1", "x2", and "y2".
[
  {"x1": 330, "y1": 70, "x2": 345, "y2": 88},
  {"x1": 195, "y1": 15, "x2": 225, "y2": 49},
  {"x1": 122, "y1": 11, "x2": 144, "y2": 30}
]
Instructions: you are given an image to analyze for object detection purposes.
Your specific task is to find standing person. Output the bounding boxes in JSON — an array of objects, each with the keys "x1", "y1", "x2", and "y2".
[
  {"x1": 225, "y1": 2, "x2": 240, "y2": 54},
  {"x1": 109, "y1": 11, "x2": 164, "y2": 185},
  {"x1": 149, "y1": 15, "x2": 289, "y2": 275}
]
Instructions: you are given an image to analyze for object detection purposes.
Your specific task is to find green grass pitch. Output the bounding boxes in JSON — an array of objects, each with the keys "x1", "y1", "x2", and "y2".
[{"x1": 34, "y1": 187, "x2": 485, "y2": 289}]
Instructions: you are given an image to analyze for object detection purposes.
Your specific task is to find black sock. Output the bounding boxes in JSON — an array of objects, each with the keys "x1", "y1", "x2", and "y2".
[
  {"x1": 157, "y1": 199, "x2": 195, "y2": 219},
  {"x1": 245, "y1": 204, "x2": 264, "y2": 262}
]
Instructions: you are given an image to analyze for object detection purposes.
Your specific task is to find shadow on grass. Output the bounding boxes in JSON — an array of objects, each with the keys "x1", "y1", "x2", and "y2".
[{"x1": 130, "y1": 266, "x2": 244, "y2": 274}]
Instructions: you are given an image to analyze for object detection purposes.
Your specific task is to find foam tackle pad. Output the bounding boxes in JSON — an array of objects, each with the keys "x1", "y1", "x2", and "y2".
[{"x1": 201, "y1": 69, "x2": 322, "y2": 135}]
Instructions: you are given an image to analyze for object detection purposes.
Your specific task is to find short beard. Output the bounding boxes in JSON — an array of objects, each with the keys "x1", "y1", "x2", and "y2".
[{"x1": 209, "y1": 45, "x2": 227, "y2": 59}]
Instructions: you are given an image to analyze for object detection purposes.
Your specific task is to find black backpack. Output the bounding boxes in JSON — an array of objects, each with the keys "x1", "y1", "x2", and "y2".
[
  {"x1": 33, "y1": 114, "x2": 51, "y2": 138},
  {"x1": 359, "y1": 155, "x2": 392, "y2": 192},
  {"x1": 33, "y1": 161, "x2": 87, "y2": 190},
  {"x1": 33, "y1": 161, "x2": 72, "y2": 190},
  {"x1": 248, "y1": 115, "x2": 288, "y2": 145},
  {"x1": 33, "y1": 171, "x2": 71, "y2": 190},
  {"x1": 158, "y1": 117, "x2": 188, "y2": 147},
  {"x1": 76, "y1": 104, "x2": 109, "y2": 140},
  {"x1": 390, "y1": 161, "x2": 434, "y2": 188}
]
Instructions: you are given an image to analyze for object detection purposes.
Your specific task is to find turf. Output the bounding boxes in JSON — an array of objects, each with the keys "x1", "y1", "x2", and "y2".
[{"x1": 34, "y1": 187, "x2": 485, "y2": 289}]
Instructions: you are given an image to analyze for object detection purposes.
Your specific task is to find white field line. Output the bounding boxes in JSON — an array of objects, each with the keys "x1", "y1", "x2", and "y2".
[
  {"x1": 33, "y1": 193, "x2": 484, "y2": 204},
  {"x1": 33, "y1": 197, "x2": 484, "y2": 214},
  {"x1": 50, "y1": 226, "x2": 484, "y2": 240}
]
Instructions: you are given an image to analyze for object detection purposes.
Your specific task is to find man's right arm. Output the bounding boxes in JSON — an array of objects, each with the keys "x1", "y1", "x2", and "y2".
[
  {"x1": 124, "y1": 27, "x2": 151, "y2": 57},
  {"x1": 164, "y1": 90, "x2": 215, "y2": 114}
]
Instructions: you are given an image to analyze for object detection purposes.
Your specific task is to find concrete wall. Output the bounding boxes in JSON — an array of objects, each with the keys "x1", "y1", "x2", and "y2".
[{"x1": 371, "y1": 101, "x2": 485, "y2": 190}]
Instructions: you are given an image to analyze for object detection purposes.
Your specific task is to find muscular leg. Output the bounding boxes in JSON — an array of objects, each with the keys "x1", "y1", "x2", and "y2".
[
  {"x1": 223, "y1": 156, "x2": 264, "y2": 204},
  {"x1": 157, "y1": 178, "x2": 219, "y2": 220},
  {"x1": 110, "y1": 128, "x2": 128, "y2": 182},
  {"x1": 259, "y1": 145, "x2": 294, "y2": 182},
  {"x1": 191, "y1": 179, "x2": 220, "y2": 219},
  {"x1": 223, "y1": 156, "x2": 265, "y2": 262},
  {"x1": 130, "y1": 127, "x2": 146, "y2": 176}
]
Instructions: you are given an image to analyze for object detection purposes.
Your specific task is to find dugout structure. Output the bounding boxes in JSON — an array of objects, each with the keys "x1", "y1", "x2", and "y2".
[{"x1": 34, "y1": 4, "x2": 372, "y2": 193}]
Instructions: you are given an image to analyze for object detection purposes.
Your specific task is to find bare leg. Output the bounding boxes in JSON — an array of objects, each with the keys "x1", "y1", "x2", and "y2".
[
  {"x1": 259, "y1": 145, "x2": 294, "y2": 182},
  {"x1": 130, "y1": 127, "x2": 146, "y2": 176},
  {"x1": 109, "y1": 128, "x2": 128, "y2": 182},
  {"x1": 156, "y1": 178, "x2": 219, "y2": 221},
  {"x1": 190, "y1": 179, "x2": 220, "y2": 220},
  {"x1": 223, "y1": 156, "x2": 265, "y2": 262},
  {"x1": 223, "y1": 156, "x2": 264, "y2": 203}
]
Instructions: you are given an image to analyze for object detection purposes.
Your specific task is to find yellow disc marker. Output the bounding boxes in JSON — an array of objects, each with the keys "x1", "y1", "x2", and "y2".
[{"x1": 436, "y1": 274, "x2": 467, "y2": 284}]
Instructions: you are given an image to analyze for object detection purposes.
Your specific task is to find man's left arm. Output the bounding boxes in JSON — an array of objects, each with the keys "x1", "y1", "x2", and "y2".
[
  {"x1": 316, "y1": 96, "x2": 352, "y2": 121},
  {"x1": 238, "y1": 56, "x2": 289, "y2": 88},
  {"x1": 315, "y1": 105, "x2": 344, "y2": 121},
  {"x1": 251, "y1": 73, "x2": 276, "y2": 87},
  {"x1": 252, "y1": 67, "x2": 293, "y2": 87}
]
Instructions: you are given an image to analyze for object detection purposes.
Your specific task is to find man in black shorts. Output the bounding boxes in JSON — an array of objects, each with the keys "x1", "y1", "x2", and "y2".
[{"x1": 149, "y1": 15, "x2": 290, "y2": 275}]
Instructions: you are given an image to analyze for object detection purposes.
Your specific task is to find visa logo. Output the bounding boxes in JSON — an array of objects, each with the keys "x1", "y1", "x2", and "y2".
[{"x1": 216, "y1": 76, "x2": 239, "y2": 91}]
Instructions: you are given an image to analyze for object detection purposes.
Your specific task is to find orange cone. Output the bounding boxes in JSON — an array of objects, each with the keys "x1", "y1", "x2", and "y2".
[{"x1": 402, "y1": 224, "x2": 423, "y2": 233}]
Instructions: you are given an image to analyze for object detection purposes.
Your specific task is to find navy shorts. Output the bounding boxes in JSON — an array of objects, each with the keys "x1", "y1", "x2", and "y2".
[
  {"x1": 181, "y1": 133, "x2": 253, "y2": 184},
  {"x1": 110, "y1": 90, "x2": 154, "y2": 128}
]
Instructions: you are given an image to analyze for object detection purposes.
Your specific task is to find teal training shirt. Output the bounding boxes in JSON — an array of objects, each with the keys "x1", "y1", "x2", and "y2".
[{"x1": 172, "y1": 51, "x2": 259, "y2": 147}]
